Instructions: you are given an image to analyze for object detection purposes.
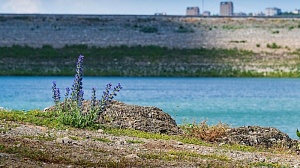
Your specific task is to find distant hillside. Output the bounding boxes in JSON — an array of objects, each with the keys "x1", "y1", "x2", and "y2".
[
  {"x1": 1, "y1": 14, "x2": 300, "y2": 77},
  {"x1": 1, "y1": 14, "x2": 300, "y2": 52}
]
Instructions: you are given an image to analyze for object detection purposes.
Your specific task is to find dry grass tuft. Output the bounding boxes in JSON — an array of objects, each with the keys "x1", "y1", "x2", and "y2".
[{"x1": 182, "y1": 121, "x2": 229, "y2": 142}]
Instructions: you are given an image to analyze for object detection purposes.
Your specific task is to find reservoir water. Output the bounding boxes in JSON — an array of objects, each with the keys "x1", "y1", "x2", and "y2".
[{"x1": 1, "y1": 76, "x2": 300, "y2": 139}]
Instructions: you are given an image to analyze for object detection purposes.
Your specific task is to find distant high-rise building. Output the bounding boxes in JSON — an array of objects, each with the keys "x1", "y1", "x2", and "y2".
[
  {"x1": 220, "y1": 1, "x2": 234, "y2": 16},
  {"x1": 186, "y1": 7, "x2": 200, "y2": 16},
  {"x1": 265, "y1": 7, "x2": 281, "y2": 16},
  {"x1": 202, "y1": 11, "x2": 211, "y2": 16},
  {"x1": 292, "y1": 9, "x2": 300, "y2": 14}
]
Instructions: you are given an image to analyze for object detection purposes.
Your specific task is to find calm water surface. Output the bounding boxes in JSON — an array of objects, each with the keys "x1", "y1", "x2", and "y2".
[{"x1": 1, "y1": 76, "x2": 300, "y2": 139}]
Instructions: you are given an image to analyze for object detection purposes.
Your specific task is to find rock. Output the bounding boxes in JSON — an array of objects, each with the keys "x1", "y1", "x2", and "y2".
[
  {"x1": 56, "y1": 137, "x2": 73, "y2": 144},
  {"x1": 219, "y1": 126, "x2": 297, "y2": 149},
  {"x1": 124, "y1": 154, "x2": 139, "y2": 160},
  {"x1": 0, "y1": 153, "x2": 9, "y2": 158},
  {"x1": 97, "y1": 129, "x2": 104, "y2": 133},
  {"x1": 98, "y1": 100, "x2": 182, "y2": 135}
]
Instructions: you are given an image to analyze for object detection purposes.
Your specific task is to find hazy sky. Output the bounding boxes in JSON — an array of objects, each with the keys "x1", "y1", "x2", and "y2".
[{"x1": 0, "y1": 0, "x2": 298, "y2": 15}]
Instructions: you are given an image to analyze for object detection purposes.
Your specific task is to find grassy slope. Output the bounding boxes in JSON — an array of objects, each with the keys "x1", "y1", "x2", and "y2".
[{"x1": 1, "y1": 44, "x2": 299, "y2": 77}]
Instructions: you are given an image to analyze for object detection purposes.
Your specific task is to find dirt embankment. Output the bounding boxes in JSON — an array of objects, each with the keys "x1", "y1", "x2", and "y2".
[{"x1": 1, "y1": 14, "x2": 300, "y2": 52}]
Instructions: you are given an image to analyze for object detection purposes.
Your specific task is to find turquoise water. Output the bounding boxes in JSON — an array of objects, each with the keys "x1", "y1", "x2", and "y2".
[{"x1": 1, "y1": 76, "x2": 300, "y2": 139}]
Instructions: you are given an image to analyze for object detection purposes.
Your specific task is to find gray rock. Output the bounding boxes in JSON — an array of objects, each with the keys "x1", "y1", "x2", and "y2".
[
  {"x1": 56, "y1": 137, "x2": 73, "y2": 144},
  {"x1": 124, "y1": 154, "x2": 139, "y2": 160},
  {"x1": 0, "y1": 153, "x2": 9, "y2": 158},
  {"x1": 219, "y1": 126, "x2": 297, "y2": 149},
  {"x1": 98, "y1": 100, "x2": 182, "y2": 135}
]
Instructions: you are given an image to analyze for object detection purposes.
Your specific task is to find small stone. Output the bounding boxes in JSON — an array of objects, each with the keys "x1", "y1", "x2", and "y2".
[
  {"x1": 219, "y1": 142, "x2": 225, "y2": 146},
  {"x1": 124, "y1": 154, "x2": 139, "y2": 160},
  {"x1": 0, "y1": 153, "x2": 9, "y2": 158},
  {"x1": 259, "y1": 158, "x2": 265, "y2": 162},
  {"x1": 56, "y1": 137, "x2": 72, "y2": 144},
  {"x1": 97, "y1": 129, "x2": 104, "y2": 133},
  {"x1": 116, "y1": 140, "x2": 126, "y2": 145}
]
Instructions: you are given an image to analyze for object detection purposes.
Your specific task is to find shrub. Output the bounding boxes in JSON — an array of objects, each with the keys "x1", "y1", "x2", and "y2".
[
  {"x1": 51, "y1": 55, "x2": 122, "y2": 128},
  {"x1": 266, "y1": 43, "x2": 281, "y2": 49},
  {"x1": 176, "y1": 25, "x2": 194, "y2": 33},
  {"x1": 288, "y1": 26, "x2": 294, "y2": 30},
  {"x1": 272, "y1": 30, "x2": 280, "y2": 34},
  {"x1": 140, "y1": 27, "x2": 158, "y2": 33},
  {"x1": 229, "y1": 40, "x2": 247, "y2": 43},
  {"x1": 181, "y1": 121, "x2": 229, "y2": 142}
]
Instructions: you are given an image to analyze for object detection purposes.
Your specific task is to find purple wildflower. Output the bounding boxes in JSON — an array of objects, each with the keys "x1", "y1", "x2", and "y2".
[
  {"x1": 100, "y1": 83, "x2": 112, "y2": 107},
  {"x1": 65, "y1": 87, "x2": 70, "y2": 98},
  {"x1": 52, "y1": 81, "x2": 60, "y2": 104},
  {"x1": 71, "y1": 55, "x2": 84, "y2": 106},
  {"x1": 78, "y1": 89, "x2": 84, "y2": 107},
  {"x1": 91, "y1": 87, "x2": 97, "y2": 108},
  {"x1": 108, "y1": 83, "x2": 122, "y2": 100},
  {"x1": 98, "y1": 83, "x2": 122, "y2": 114}
]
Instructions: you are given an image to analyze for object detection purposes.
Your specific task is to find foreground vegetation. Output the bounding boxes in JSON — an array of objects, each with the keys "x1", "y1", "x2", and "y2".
[
  {"x1": 1, "y1": 44, "x2": 300, "y2": 77},
  {"x1": 0, "y1": 109, "x2": 294, "y2": 167}
]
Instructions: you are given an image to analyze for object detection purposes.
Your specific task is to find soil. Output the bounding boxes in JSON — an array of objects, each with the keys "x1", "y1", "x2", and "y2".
[{"x1": 1, "y1": 119, "x2": 300, "y2": 168}]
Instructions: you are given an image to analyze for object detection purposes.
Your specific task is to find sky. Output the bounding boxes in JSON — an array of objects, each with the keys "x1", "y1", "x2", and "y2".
[{"x1": 0, "y1": 0, "x2": 298, "y2": 15}]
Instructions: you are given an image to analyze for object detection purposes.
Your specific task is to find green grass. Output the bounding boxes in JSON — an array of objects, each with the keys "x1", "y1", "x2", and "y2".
[
  {"x1": 104, "y1": 127, "x2": 210, "y2": 146},
  {"x1": 1, "y1": 44, "x2": 298, "y2": 78},
  {"x1": 139, "y1": 150, "x2": 231, "y2": 162},
  {"x1": 0, "y1": 141, "x2": 145, "y2": 167},
  {"x1": 140, "y1": 26, "x2": 158, "y2": 33},
  {"x1": 0, "y1": 44, "x2": 258, "y2": 77},
  {"x1": 272, "y1": 30, "x2": 280, "y2": 34},
  {"x1": 229, "y1": 40, "x2": 247, "y2": 43},
  {"x1": 251, "y1": 162, "x2": 289, "y2": 168},
  {"x1": 176, "y1": 25, "x2": 194, "y2": 33},
  {"x1": 0, "y1": 109, "x2": 66, "y2": 129},
  {"x1": 21, "y1": 135, "x2": 56, "y2": 141},
  {"x1": 126, "y1": 139, "x2": 144, "y2": 144},
  {"x1": 92, "y1": 137, "x2": 111, "y2": 143},
  {"x1": 69, "y1": 136, "x2": 84, "y2": 141},
  {"x1": 266, "y1": 42, "x2": 281, "y2": 49}
]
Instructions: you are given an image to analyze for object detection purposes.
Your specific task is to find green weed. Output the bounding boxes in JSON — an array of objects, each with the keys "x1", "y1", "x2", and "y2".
[
  {"x1": 176, "y1": 25, "x2": 194, "y2": 33},
  {"x1": 126, "y1": 139, "x2": 144, "y2": 144},
  {"x1": 267, "y1": 43, "x2": 281, "y2": 49},
  {"x1": 140, "y1": 26, "x2": 158, "y2": 33},
  {"x1": 0, "y1": 110, "x2": 65, "y2": 129},
  {"x1": 92, "y1": 137, "x2": 111, "y2": 143}
]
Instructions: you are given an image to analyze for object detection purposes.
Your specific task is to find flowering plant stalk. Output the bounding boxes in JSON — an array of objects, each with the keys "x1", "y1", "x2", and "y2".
[{"x1": 51, "y1": 55, "x2": 122, "y2": 128}]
